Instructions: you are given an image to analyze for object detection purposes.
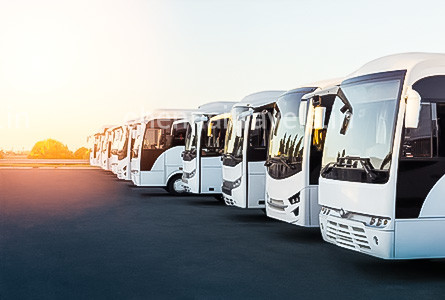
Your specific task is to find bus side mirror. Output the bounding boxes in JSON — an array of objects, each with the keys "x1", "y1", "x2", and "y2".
[
  {"x1": 194, "y1": 116, "x2": 208, "y2": 123},
  {"x1": 313, "y1": 107, "x2": 326, "y2": 130},
  {"x1": 236, "y1": 121, "x2": 244, "y2": 136},
  {"x1": 299, "y1": 101, "x2": 308, "y2": 126},
  {"x1": 238, "y1": 110, "x2": 253, "y2": 121},
  {"x1": 405, "y1": 88, "x2": 421, "y2": 129},
  {"x1": 250, "y1": 114, "x2": 258, "y2": 131}
]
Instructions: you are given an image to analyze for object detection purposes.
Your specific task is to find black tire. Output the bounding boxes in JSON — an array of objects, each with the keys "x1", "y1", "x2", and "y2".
[{"x1": 167, "y1": 174, "x2": 187, "y2": 195}]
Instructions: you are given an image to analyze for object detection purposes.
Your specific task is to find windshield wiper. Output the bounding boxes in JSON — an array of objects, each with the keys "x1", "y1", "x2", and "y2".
[
  {"x1": 340, "y1": 156, "x2": 378, "y2": 180},
  {"x1": 322, "y1": 155, "x2": 380, "y2": 180},
  {"x1": 379, "y1": 152, "x2": 392, "y2": 170},
  {"x1": 358, "y1": 158, "x2": 378, "y2": 180},
  {"x1": 320, "y1": 161, "x2": 338, "y2": 177},
  {"x1": 223, "y1": 153, "x2": 241, "y2": 161},
  {"x1": 265, "y1": 156, "x2": 296, "y2": 169}
]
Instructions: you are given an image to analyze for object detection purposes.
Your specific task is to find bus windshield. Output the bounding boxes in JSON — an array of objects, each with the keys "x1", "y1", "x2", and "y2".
[
  {"x1": 269, "y1": 91, "x2": 311, "y2": 164},
  {"x1": 117, "y1": 127, "x2": 129, "y2": 152},
  {"x1": 224, "y1": 107, "x2": 249, "y2": 159},
  {"x1": 132, "y1": 126, "x2": 144, "y2": 159},
  {"x1": 321, "y1": 72, "x2": 404, "y2": 183},
  {"x1": 110, "y1": 127, "x2": 123, "y2": 154},
  {"x1": 204, "y1": 117, "x2": 229, "y2": 156},
  {"x1": 185, "y1": 122, "x2": 198, "y2": 152}
]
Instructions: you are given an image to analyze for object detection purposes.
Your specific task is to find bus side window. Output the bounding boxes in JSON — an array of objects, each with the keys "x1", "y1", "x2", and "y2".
[
  {"x1": 436, "y1": 103, "x2": 445, "y2": 157},
  {"x1": 202, "y1": 120, "x2": 225, "y2": 157},
  {"x1": 248, "y1": 112, "x2": 271, "y2": 161},
  {"x1": 143, "y1": 129, "x2": 165, "y2": 150},
  {"x1": 171, "y1": 123, "x2": 187, "y2": 147},
  {"x1": 402, "y1": 103, "x2": 434, "y2": 158}
]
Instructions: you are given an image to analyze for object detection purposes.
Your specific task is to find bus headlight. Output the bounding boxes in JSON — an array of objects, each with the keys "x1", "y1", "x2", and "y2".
[
  {"x1": 368, "y1": 216, "x2": 390, "y2": 228},
  {"x1": 321, "y1": 206, "x2": 331, "y2": 215},
  {"x1": 288, "y1": 192, "x2": 301, "y2": 205},
  {"x1": 183, "y1": 169, "x2": 196, "y2": 179},
  {"x1": 233, "y1": 178, "x2": 242, "y2": 189}
]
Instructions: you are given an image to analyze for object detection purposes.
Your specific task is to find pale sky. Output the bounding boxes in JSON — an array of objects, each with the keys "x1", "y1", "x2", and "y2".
[{"x1": 1, "y1": 0, "x2": 444, "y2": 151}]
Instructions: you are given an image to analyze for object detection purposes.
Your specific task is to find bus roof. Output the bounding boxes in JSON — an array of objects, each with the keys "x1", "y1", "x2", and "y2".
[
  {"x1": 345, "y1": 52, "x2": 445, "y2": 86},
  {"x1": 142, "y1": 109, "x2": 196, "y2": 123},
  {"x1": 197, "y1": 101, "x2": 237, "y2": 114},
  {"x1": 234, "y1": 90, "x2": 285, "y2": 108},
  {"x1": 294, "y1": 78, "x2": 344, "y2": 100},
  {"x1": 284, "y1": 78, "x2": 343, "y2": 99},
  {"x1": 107, "y1": 125, "x2": 124, "y2": 132}
]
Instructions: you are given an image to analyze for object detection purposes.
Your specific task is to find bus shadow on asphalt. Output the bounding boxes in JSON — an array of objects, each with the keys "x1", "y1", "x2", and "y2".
[
  {"x1": 133, "y1": 187, "x2": 170, "y2": 197},
  {"x1": 225, "y1": 212, "x2": 275, "y2": 224},
  {"x1": 354, "y1": 257, "x2": 445, "y2": 281},
  {"x1": 138, "y1": 192, "x2": 172, "y2": 197},
  {"x1": 185, "y1": 197, "x2": 226, "y2": 206},
  {"x1": 272, "y1": 227, "x2": 323, "y2": 244}
]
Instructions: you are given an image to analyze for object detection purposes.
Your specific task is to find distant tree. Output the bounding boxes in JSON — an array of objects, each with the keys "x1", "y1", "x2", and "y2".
[
  {"x1": 74, "y1": 147, "x2": 90, "y2": 159},
  {"x1": 28, "y1": 139, "x2": 74, "y2": 159},
  {"x1": 0, "y1": 150, "x2": 4, "y2": 159}
]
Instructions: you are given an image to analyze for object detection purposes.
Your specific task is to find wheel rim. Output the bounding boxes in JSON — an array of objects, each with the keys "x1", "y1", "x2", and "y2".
[{"x1": 173, "y1": 178, "x2": 186, "y2": 193}]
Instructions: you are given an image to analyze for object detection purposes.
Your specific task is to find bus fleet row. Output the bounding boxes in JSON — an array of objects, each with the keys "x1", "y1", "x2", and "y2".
[{"x1": 88, "y1": 53, "x2": 445, "y2": 260}]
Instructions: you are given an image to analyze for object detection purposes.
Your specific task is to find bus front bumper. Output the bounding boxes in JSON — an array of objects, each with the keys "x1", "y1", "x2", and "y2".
[{"x1": 320, "y1": 213, "x2": 394, "y2": 259}]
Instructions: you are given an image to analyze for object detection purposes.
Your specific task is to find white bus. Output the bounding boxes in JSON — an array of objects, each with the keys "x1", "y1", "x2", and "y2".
[
  {"x1": 114, "y1": 120, "x2": 141, "y2": 180},
  {"x1": 89, "y1": 125, "x2": 112, "y2": 167},
  {"x1": 110, "y1": 126, "x2": 125, "y2": 174},
  {"x1": 222, "y1": 91, "x2": 285, "y2": 209},
  {"x1": 130, "y1": 110, "x2": 194, "y2": 194},
  {"x1": 182, "y1": 102, "x2": 236, "y2": 196},
  {"x1": 319, "y1": 53, "x2": 445, "y2": 259},
  {"x1": 87, "y1": 133, "x2": 98, "y2": 166},
  {"x1": 265, "y1": 79, "x2": 342, "y2": 227},
  {"x1": 101, "y1": 125, "x2": 122, "y2": 171}
]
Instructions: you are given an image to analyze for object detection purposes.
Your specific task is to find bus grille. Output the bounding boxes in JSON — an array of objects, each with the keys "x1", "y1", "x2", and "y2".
[{"x1": 325, "y1": 220, "x2": 371, "y2": 251}]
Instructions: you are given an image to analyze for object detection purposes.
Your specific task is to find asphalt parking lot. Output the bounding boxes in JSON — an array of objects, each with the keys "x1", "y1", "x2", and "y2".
[{"x1": 1, "y1": 169, "x2": 445, "y2": 299}]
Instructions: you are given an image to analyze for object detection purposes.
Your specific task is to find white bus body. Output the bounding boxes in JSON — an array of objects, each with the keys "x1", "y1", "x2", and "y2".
[
  {"x1": 222, "y1": 91, "x2": 285, "y2": 209},
  {"x1": 90, "y1": 126, "x2": 112, "y2": 167},
  {"x1": 101, "y1": 125, "x2": 122, "y2": 171},
  {"x1": 319, "y1": 53, "x2": 445, "y2": 259},
  {"x1": 110, "y1": 126, "x2": 125, "y2": 174},
  {"x1": 130, "y1": 110, "x2": 194, "y2": 194},
  {"x1": 265, "y1": 79, "x2": 342, "y2": 227},
  {"x1": 88, "y1": 134, "x2": 99, "y2": 166},
  {"x1": 182, "y1": 102, "x2": 236, "y2": 195},
  {"x1": 100, "y1": 129, "x2": 112, "y2": 170},
  {"x1": 115, "y1": 121, "x2": 141, "y2": 180}
]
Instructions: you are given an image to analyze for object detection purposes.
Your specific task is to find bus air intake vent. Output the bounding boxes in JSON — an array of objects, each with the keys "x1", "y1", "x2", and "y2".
[
  {"x1": 267, "y1": 198, "x2": 287, "y2": 211},
  {"x1": 326, "y1": 220, "x2": 371, "y2": 251}
]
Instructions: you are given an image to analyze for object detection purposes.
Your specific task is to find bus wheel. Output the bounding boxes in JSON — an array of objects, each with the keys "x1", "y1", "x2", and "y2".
[{"x1": 167, "y1": 175, "x2": 187, "y2": 195}]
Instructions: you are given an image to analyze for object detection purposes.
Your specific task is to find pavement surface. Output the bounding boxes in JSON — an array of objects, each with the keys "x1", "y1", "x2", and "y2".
[
  {"x1": 0, "y1": 159, "x2": 89, "y2": 164},
  {"x1": 1, "y1": 169, "x2": 445, "y2": 299}
]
